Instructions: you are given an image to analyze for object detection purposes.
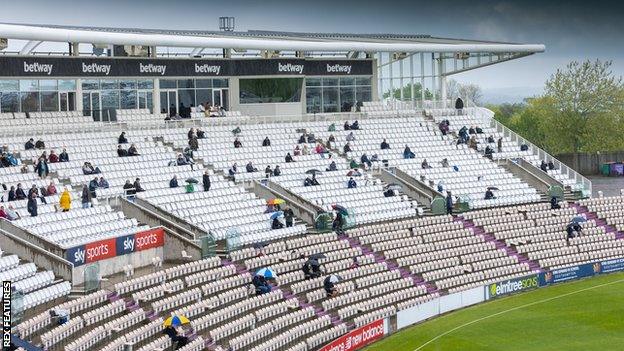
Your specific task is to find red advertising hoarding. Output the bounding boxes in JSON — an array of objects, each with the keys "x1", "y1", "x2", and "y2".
[
  {"x1": 134, "y1": 228, "x2": 165, "y2": 251},
  {"x1": 320, "y1": 319, "x2": 386, "y2": 351},
  {"x1": 84, "y1": 238, "x2": 117, "y2": 264}
]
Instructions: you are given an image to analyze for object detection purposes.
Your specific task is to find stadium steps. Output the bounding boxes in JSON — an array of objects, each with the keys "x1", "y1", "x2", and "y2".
[
  {"x1": 570, "y1": 203, "x2": 624, "y2": 240},
  {"x1": 453, "y1": 216, "x2": 543, "y2": 272}
]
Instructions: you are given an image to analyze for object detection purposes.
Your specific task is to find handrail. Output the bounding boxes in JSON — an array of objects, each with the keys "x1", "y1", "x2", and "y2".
[{"x1": 469, "y1": 106, "x2": 592, "y2": 195}]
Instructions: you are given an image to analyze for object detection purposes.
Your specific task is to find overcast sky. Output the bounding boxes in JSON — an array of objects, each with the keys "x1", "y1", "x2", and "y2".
[{"x1": 0, "y1": 0, "x2": 621, "y2": 89}]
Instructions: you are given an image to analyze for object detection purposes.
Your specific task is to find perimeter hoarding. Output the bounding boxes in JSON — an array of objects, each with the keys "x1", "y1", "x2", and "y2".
[{"x1": 320, "y1": 319, "x2": 387, "y2": 351}]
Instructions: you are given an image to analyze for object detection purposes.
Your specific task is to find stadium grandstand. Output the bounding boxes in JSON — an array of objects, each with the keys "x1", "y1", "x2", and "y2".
[{"x1": 0, "y1": 21, "x2": 621, "y2": 351}]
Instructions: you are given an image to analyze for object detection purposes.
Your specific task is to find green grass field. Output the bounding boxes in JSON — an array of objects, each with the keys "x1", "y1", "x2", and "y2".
[{"x1": 365, "y1": 272, "x2": 624, "y2": 351}]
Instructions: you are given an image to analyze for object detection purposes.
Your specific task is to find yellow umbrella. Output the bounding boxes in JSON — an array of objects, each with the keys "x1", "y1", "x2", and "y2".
[
  {"x1": 267, "y1": 198, "x2": 285, "y2": 205},
  {"x1": 163, "y1": 315, "x2": 190, "y2": 327}
]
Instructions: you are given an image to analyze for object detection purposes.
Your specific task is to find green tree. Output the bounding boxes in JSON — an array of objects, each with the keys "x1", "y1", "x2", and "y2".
[{"x1": 382, "y1": 83, "x2": 433, "y2": 100}]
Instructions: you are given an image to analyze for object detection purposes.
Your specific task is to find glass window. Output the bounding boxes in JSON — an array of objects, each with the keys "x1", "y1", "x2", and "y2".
[
  {"x1": 340, "y1": 77, "x2": 355, "y2": 86},
  {"x1": 306, "y1": 78, "x2": 321, "y2": 87},
  {"x1": 306, "y1": 87, "x2": 322, "y2": 113},
  {"x1": 356, "y1": 86, "x2": 372, "y2": 103},
  {"x1": 239, "y1": 78, "x2": 303, "y2": 103},
  {"x1": 177, "y1": 79, "x2": 194, "y2": 89},
  {"x1": 196, "y1": 89, "x2": 212, "y2": 107},
  {"x1": 1, "y1": 92, "x2": 19, "y2": 112},
  {"x1": 322, "y1": 78, "x2": 339, "y2": 87},
  {"x1": 39, "y1": 80, "x2": 57, "y2": 91},
  {"x1": 40, "y1": 91, "x2": 59, "y2": 111},
  {"x1": 19, "y1": 80, "x2": 39, "y2": 92},
  {"x1": 137, "y1": 80, "x2": 153, "y2": 89},
  {"x1": 213, "y1": 79, "x2": 228, "y2": 88},
  {"x1": 356, "y1": 77, "x2": 372, "y2": 86},
  {"x1": 159, "y1": 79, "x2": 176, "y2": 89},
  {"x1": 0, "y1": 80, "x2": 19, "y2": 91},
  {"x1": 100, "y1": 79, "x2": 118, "y2": 90},
  {"x1": 340, "y1": 86, "x2": 355, "y2": 112},
  {"x1": 58, "y1": 80, "x2": 76, "y2": 91},
  {"x1": 138, "y1": 91, "x2": 153, "y2": 110},
  {"x1": 20, "y1": 92, "x2": 40, "y2": 112},
  {"x1": 120, "y1": 90, "x2": 137, "y2": 109},
  {"x1": 101, "y1": 90, "x2": 119, "y2": 110},
  {"x1": 322, "y1": 87, "x2": 339, "y2": 113},
  {"x1": 178, "y1": 89, "x2": 195, "y2": 109},
  {"x1": 82, "y1": 80, "x2": 100, "y2": 90},
  {"x1": 196, "y1": 79, "x2": 212, "y2": 89},
  {"x1": 119, "y1": 80, "x2": 137, "y2": 90}
]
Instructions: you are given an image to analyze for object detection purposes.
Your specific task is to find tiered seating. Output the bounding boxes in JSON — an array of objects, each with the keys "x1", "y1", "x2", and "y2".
[
  {"x1": 0, "y1": 254, "x2": 70, "y2": 310},
  {"x1": 464, "y1": 202, "x2": 624, "y2": 270},
  {"x1": 115, "y1": 109, "x2": 167, "y2": 123},
  {"x1": 0, "y1": 111, "x2": 93, "y2": 127},
  {"x1": 346, "y1": 216, "x2": 534, "y2": 293},
  {"x1": 580, "y1": 196, "x2": 624, "y2": 232}
]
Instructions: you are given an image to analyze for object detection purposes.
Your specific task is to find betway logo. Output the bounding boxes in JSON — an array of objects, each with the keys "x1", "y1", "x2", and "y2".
[
  {"x1": 139, "y1": 63, "x2": 167, "y2": 75},
  {"x1": 278, "y1": 62, "x2": 304, "y2": 74},
  {"x1": 23, "y1": 62, "x2": 53, "y2": 75},
  {"x1": 195, "y1": 63, "x2": 221, "y2": 75},
  {"x1": 82, "y1": 62, "x2": 111, "y2": 75},
  {"x1": 326, "y1": 64, "x2": 352, "y2": 74}
]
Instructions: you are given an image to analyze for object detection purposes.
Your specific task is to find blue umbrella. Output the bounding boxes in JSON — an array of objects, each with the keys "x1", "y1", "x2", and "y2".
[
  {"x1": 255, "y1": 267, "x2": 277, "y2": 279},
  {"x1": 570, "y1": 216, "x2": 587, "y2": 225},
  {"x1": 332, "y1": 204, "x2": 348, "y2": 215},
  {"x1": 270, "y1": 211, "x2": 284, "y2": 220}
]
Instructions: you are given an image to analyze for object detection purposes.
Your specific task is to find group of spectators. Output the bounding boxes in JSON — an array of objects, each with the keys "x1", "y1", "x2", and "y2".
[{"x1": 165, "y1": 102, "x2": 226, "y2": 120}]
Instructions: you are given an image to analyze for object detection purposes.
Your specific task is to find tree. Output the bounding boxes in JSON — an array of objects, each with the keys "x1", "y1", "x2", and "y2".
[
  {"x1": 458, "y1": 83, "x2": 482, "y2": 105},
  {"x1": 446, "y1": 79, "x2": 459, "y2": 99},
  {"x1": 382, "y1": 83, "x2": 433, "y2": 100}
]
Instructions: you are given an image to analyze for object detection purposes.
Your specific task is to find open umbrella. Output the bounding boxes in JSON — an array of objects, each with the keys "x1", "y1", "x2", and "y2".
[
  {"x1": 232, "y1": 127, "x2": 241, "y2": 135},
  {"x1": 267, "y1": 198, "x2": 285, "y2": 206},
  {"x1": 332, "y1": 204, "x2": 348, "y2": 215},
  {"x1": 324, "y1": 274, "x2": 342, "y2": 285},
  {"x1": 570, "y1": 216, "x2": 587, "y2": 225},
  {"x1": 306, "y1": 258, "x2": 321, "y2": 267},
  {"x1": 306, "y1": 169, "x2": 322, "y2": 175},
  {"x1": 385, "y1": 183, "x2": 402, "y2": 191},
  {"x1": 347, "y1": 170, "x2": 362, "y2": 177},
  {"x1": 252, "y1": 242, "x2": 266, "y2": 249},
  {"x1": 487, "y1": 187, "x2": 499, "y2": 191},
  {"x1": 163, "y1": 315, "x2": 190, "y2": 327},
  {"x1": 255, "y1": 267, "x2": 277, "y2": 279},
  {"x1": 185, "y1": 178, "x2": 199, "y2": 184},
  {"x1": 270, "y1": 211, "x2": 284, "y2": 220},
  {"x1": 309, "y1": 253, "x2": 327, "y2": 260}
]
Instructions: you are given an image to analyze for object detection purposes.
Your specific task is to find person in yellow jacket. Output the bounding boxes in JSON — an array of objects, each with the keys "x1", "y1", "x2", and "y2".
[{"x1": 59, "y1": 189, "x2": 71, "y2": 212}]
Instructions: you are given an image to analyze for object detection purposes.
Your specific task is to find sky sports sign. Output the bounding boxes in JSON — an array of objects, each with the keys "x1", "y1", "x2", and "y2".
[
  {"x1": 487, "y1": 275, "x2": 539, "y2": 299},
  {"x1": 0, "y1": 57, "x2": 373, "y2": 77},
  {"x1": 66, "y1": 228, "x2": 164, "y2": 267}
]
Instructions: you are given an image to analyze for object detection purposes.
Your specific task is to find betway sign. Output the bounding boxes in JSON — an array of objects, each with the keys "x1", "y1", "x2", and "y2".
[
  {"x1": 66, "y1": 228, "x2": 165, "y2": 266},
  {"x1": 0, "y1": 57, "x2": 373, "y2": 77}
]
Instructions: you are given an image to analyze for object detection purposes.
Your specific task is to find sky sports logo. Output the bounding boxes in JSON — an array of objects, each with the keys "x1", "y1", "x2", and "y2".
[
  {"x1": 489, "y1": 276, "x2": 538, "y2": 297},
  {"x1": 2, "y1": 281, "x2": 11, "y2": 348}
]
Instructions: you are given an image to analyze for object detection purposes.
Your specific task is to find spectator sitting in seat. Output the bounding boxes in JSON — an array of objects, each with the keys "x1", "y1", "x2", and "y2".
[
  {"x1": 98, "y1": 177, "x2": 109, "y2": 189},
  {"x1": 293, "y1": 145, "x2": 301, "y2": 156},
  {"x1": 7, "y1": 186, "x2": 16, "y2": 201},
  {"x1": 484, "y1": 146, "x2": 494, "y2": 160},
  {"x1": 187, "y1": 128, "x2": 196, "y2": 140},
  {"x1": 540, "y1": 160, "x2": 548, "y2": 172},
  {"x1": 228, "y1": 163, "x2": 238, "y2": 176},
  {"x1": 48, "y1": 150, "x2": 59, "y2": 163},
  {"x1": 476, "y1": 126, "x2": 484, "y2": 134},
  {"x1": 88, "y1": 177, "x2": 99, "y2": 198},
  {"x1": 343, "y1": 121, "x2": 351, "y2": 130},
  {"x1": 47, "y1": 181, "x2": 57, "y2": 196},
  {"x1": 487, "y1": 135, "x2": 495, "y2": 143},
  {"x1": 188, "y1": 136, "x2": 199, "y2": 151},
  {"x1": 169, "y1": 175, "x2": 179, "y2": 188},
  {"x1": 343, "y1": 142, "x2": 352, "y2": 154},
  {"x1": 0, "y1": 206, "x2": 7, "y2": 220},
  {"x1": 298, "y1": 133, "x2": 306, "y2": 144},
  {"x1": 117, "y1": 145, "x2": 128, "y2": 157},
  {"x1": 346, "y1": 132, "x2": 355, "y2": 142},
  {"x1": 548, "y1": 161, "x2": 556, "y2": 170},
  {"x1": 123, "y1": 180, "x2": 135, "y2": 197},
  {"x1": 273, "y1": 165, "x2": 281, "y2": 177},
  {"x1": 315, "y1": 143, "x2": 327, "y2": 154},
  {"x1": 361, "y1": 153, "x2": 372, "y2": 168},
  {"x1": 118, "y1": 132, "x2": 128, "y2": 144},
  {"x1": 265, "y1": 165, "x2": 273, "y2": 177},
  {"x1": 59, "y1": 148, "x2": 69, "y2": 162},
  {"x1": 440, "y1": 158, "x2": 450, "y2": 167},
  {"x1": 25, "y1": 138, "x2": 35, "y2": 150},
  {"x1": 403, "y1": 145, "x2": 415, "y2": 159},
  {"x1": 176, "y1": 153, "x2": 189, "y2": 166},
  {"x1": 271, "y1": 217, "x2": 284, "y2": 230},
  {"x1": 127, "y1": 143, "x2": 139, "y2": 156},
  {"x1": 28, "y1": 184, "x2": 46, "y2": 204},
  {"x1": 303, "y1": 176, "x2": 313, "y2": 187},
  {"x1": 326, "y1": 161, "x2": 337, "y2": 172},
  {"x1": 196, "y1": 128, "x2": 206, "y2": 139},
  {"x1": 328, "y1": 134, "x2": 336, "y2": 143},
  {"x1": 233, "y1": 137, "x2": 242, "y2": 148},
  {"x1": 421, "y1": 159, "x2": 431, "y2": 169},
  {"x1": 347, "y1": 177, "x2": 357, "y2": 189},
  {"x1": 163, "y1": 325, "x2": 188, "y2": 350},
  {"x1": 5, "y1": 205, "x2": 21, "y2": 221},
  {"x1": 252, "y1": 275, "x2": 272, "y2": 295},
  {"x1": 285, "y1": 153, "x2": 294, "y2": 163},
  {"x1": 307, "y1": 133, "x2": 315, "y2": 143},
  {"x1": 310, "y1": 174, "x2": 320, "y2": 186},
  {"x1": 15, "y1": 183, "x2": 26, "y2": 200},
  {"x1": 133, "y1": 178, "x2": 145, "y2": 193},
  {"x1": 469, "y1": 136, "x2": 478, "y2": 150},
  {"x1": 324, "y1": 279, "x2": 339, "y2": 298},
  {"x1": 34, "y1": 139, "x2": 45, "y2": 149},
  {"x1": 384, "y1": 189, "x2": 395, "y2": 197},
  {"x1": 468, "y1": 126, "x2": 476, "y2": 135},
  {"x1": 351, "y1": 120, "x2": 360, "y2": 130},
  {"x1": 484, "y1": 188, "x2": 495, "y2": 200},
  {"x1": 380, "y1": 139, "x2": 390, "y2": 150},
  {"x1": 550, "y1": 196, "x2": 561, "y2": 209},
  {"x1": 333, "y1": 212, "x2": 344, "y2": 235},
  {"x1": 302, "y1": 144, "x2": 310, "y2": 155},
  {"x1": 82, "y1": 162, "x2": 101, "y2": 175},
  {"x1": 246, "y1": 161, "x2": 257, "y2": 173},
  {"x1": 262, "y1": 136, "x2": 271, "y2": 147}
]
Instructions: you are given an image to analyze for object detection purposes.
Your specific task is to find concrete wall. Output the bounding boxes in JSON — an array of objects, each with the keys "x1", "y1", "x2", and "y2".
[
  {"x1": 163, "y1": 228, "x2": 202, "y2": 261},
  {"x1": 0, "y1": 220, "x2": 65, "y2": 257},
  {"x1": 557, "y1": 152, "x2": 624, "y2": 176},
  {"x1": 0, "y1": 228, "x2": 73, "y2": 282},
  {"x1": 72, "y1": 246, "x2": 164, "y2": 285}
]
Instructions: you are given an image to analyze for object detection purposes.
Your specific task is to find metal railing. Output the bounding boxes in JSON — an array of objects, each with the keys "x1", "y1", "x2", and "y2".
[{"x1": 468, "y1": 106, "x2": 592, "y2": 195}]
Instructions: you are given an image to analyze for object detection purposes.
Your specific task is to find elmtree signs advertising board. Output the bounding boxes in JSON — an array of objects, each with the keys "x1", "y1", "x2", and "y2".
[
  {"x1": 0, "y1": 57, "x2": 373, "y2": 77},
  {"x1": 320, "y1": 319, "x2": 387, "y2": 351},
  {"x1": 65, "y1": 228, "x2": 165, "y2": 266},
  {"x1": 486, "y1": 275, "x2": 539, "y2": 299}
]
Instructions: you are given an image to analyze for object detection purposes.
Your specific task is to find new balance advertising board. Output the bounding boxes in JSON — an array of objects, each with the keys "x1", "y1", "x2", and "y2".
[{"x1": 320, "y1": 319, "x2": 387, "y2": 351}]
